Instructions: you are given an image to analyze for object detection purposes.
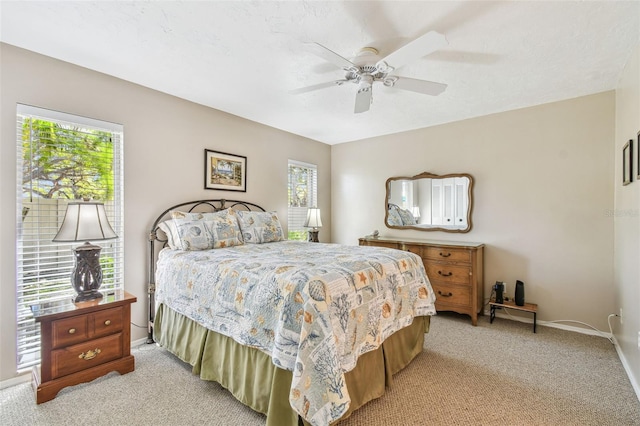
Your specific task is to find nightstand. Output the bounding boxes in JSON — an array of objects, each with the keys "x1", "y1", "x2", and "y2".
[{"x1": 31, "y1": 290, "x2": 137, "y2": 403}]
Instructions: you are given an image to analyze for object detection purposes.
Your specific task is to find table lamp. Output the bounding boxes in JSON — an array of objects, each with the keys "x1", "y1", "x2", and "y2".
[
  {"x1": 53, "y1": 202, "x2": 117, "y2": 303},
  {"x1": 304, "y1": 207, "x2": 322, "y2": 243}
]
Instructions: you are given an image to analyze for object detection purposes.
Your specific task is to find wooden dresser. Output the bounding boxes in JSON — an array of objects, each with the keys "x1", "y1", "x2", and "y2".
[
  {"x1": 31, "y1": 290, "x2": 137, "y2": 403},
  {"x1": 359, "y1": 237, "x2": 484, "y2": 325}
]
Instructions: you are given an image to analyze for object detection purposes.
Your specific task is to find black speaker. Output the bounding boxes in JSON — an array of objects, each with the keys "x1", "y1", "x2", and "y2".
[
  {"x1": 494, "y1": 281, "x2": 504, "y2": 303},
  {"x1": 515, "y1": 280, "x2": 525, "y2": 306}
]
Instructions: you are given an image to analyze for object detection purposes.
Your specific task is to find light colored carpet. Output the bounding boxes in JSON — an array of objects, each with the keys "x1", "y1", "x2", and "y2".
[{"x1": 1, "y1": 313, "x2": 638, "y2": 425}]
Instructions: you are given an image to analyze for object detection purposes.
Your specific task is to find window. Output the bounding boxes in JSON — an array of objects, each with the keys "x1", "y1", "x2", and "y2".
[
  {"x1": 288, "y1": 160, "x2": 318, "y2": 241},
  {"x1": 16, "y1": 105, "x2": 124, "y2": 370}
]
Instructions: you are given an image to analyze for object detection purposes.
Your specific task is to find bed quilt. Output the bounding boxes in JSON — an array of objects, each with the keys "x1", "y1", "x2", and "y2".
[{"x1": 155, "y1": 240, "x2": 436, "y2": 425}]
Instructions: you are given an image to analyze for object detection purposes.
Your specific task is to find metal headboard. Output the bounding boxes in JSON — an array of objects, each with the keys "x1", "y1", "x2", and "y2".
[{"x1": 146, "y1": 199, "x2": 266, "y2": 343}]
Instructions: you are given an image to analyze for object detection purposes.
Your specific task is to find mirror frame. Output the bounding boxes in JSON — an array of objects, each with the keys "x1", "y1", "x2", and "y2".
[{"x1": 385, "y1": 171, "x2": 474, "y2": 233}]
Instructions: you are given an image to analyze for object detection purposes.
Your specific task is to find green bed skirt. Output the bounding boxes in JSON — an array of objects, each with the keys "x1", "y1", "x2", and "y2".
[{"x1": 154, "y1": 304, "x2": 430, "y2": 426}]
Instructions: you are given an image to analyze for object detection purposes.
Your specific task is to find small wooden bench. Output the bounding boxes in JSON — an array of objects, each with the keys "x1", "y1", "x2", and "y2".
[{"x1": 489, "y1": 299, "x2": 538, "y2": 333}]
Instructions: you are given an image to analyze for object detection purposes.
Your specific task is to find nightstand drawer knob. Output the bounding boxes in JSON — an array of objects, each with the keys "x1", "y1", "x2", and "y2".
[
  {"x1": 68, "y1": 328, "x2": 76, "y2": 334},
  {"x1": 79, "y1": 348, "x2": 101, "y2": 361},
  {"x1": 439, "y1": 252, "x2": 451, "y2": 257},
  {"x1": 438, "y1": 291, "x2": 453, "y2": 297},
  {"x1": 438, "y1": 270, "x2": 453, "y2": 277},
  {"x1": 104, "y1": 320, "x2": 111, "y2": 326}
]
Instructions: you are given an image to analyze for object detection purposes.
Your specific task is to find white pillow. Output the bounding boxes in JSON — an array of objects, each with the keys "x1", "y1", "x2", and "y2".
[{"x1": 157, "y1": 220, "x2": 179, "y2": 250}]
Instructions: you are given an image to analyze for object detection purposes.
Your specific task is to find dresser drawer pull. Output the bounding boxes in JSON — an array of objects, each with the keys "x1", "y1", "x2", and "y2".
[
  {"x1": 438, "y1": 270, "x2": 453, "y2": 277},
  {"x1": 439, "y1": 252, "x2": 451, "y2": 257},
  {"x1": 68, "y1": 328, "x2": 76, "y2": 334},
  {"x1": 438, "y1": 291, "x2": 453, "y2": 297},
  {"x1": 104, "y1": 320, "x2": 111, "y2": 326},
  {"x1": 78, "y1": 348, "x2": 101, "y2": 361}
]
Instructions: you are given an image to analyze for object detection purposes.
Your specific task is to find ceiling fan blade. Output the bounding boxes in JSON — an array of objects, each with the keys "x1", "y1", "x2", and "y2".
[
  {"x1": 376, "y1": 31, "x2": 448, "y2": 72},
  {"x1": 354, "y1": 88, "x2": 372, "y2": 114},
  {"x1": 306, "y1": 42, "x2": 358, "y2": 71},
  {"x1": 289, "y1": 80, "x2": 348, "y2": 95},
  {"x1": 390, "y1": 77, "x2": 447, "y2": 96}
]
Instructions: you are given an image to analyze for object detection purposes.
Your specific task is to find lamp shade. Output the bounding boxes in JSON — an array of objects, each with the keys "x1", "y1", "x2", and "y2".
[
  {"x1": 304, "y1": 207, "x2": 323, "y2": 229},
  {"x1": 53, "y1": 202, "x2": 117, "y2": 242}
]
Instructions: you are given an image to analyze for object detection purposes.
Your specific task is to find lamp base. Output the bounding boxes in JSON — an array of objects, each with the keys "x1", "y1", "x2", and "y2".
[
  {"x1": 71, "y1": 242, "x2": 104, "y2": 303},
  {"x1": 73, "y1": 291, "x2": 103, "y2": 303},
  {"x1": 308, "y1": 230, "x2": 319, "y2": 243}
]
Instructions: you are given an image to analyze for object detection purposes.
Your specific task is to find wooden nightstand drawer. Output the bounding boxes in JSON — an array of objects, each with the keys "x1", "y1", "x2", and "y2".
[
  {"x1": 425, "y1": 263, "x2": 472, "y2": 286},
  {"x1": 52, "y1": 316, "x2": 89, "y2": 348},
  {"x1": 93, "y1": 306, "x2": 124, "y2": 337},
  {"x1": 433, "y1": 284, "x2": 471, "y2": 307},
  {"x1": 423, "y1": 247, "x2": 471, "y2": 264},
  {"x1": 51, "y1": 333, "x2": 123, "y2": 380}
]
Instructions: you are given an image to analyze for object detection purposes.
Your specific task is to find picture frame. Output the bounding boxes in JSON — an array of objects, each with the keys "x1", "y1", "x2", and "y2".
[
  {"x1": 622, "y1": 140, "x2": 632, "y2": 186},
  {"x1": 637, "y1": 131, "x2": 640, "y2": 180},
  {"x1": 204, "y1": 149, "x2": 247, "y2": 192}
]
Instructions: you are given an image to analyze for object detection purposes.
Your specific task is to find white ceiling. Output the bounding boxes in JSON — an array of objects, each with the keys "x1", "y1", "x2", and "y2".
[{"x1": 1, "y1": 1, "x2": 638, "y2": 145}]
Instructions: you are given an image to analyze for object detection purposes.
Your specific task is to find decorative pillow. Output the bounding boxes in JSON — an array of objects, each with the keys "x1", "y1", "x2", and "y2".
[
  {"x1": 397, "y1": 207, "x2": 417, "y2": 225},
  {"x1": 170, "y1": 210, "x2": 219, "y2": 220},
  {"x1": 236, "y1": 211, "x2": 284, "y2": 244},
  {"x1": 204, "y1": 209, "x2": 244, "y2": 248},
  {"x1": 173, "y1": 218, "x2": 214, "y2": 250},
  {"x1": 157, "y1": 220, "x2": 180, "y2": 249},
  {"x1": 387, "y1": 206, "x2": 403, "y2": 226}
]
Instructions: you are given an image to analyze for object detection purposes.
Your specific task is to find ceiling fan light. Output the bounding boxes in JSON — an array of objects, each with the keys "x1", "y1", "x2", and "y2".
[
  {"x1": 383, "y1": 76, "x2": 399, "y2": 87},
  {"x1": 375, "y1": 61, "x2": 394, "y2": 74}
]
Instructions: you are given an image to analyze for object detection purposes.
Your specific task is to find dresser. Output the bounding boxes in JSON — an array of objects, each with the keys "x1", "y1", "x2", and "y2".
[
  {"x1": 359, "y1": 237, "x2": 484, "y2": 325},
  {"x1": 31, "y1": 290, "x2": 137, "y2": 403}
]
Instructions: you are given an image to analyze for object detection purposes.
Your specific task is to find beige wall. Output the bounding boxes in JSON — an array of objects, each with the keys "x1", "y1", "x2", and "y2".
[
  {"x1": 332, "y1": 92, "x2": 616, "y2": 333},
  {"x1": 614, "y1": 44, "x2": 640, "y2": 393},
  {"x1": 0, "y1": 43, "x2": 331, "y2": 381}
]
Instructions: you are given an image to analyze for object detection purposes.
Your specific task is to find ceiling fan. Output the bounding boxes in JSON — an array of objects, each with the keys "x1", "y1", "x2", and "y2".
[{"x1": 291, "y1": 31, "x2": 449, "y2": 113}]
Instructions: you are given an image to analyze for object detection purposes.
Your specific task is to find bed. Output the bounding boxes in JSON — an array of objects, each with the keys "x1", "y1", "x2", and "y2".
[{"x1": 147, "y1": 199, "x2": 436, "y2": 426}]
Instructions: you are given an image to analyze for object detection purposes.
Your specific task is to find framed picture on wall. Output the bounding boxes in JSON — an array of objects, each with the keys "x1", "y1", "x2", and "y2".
[
  {"x1": 622, "y1": 140, "x2": 632, "y2": 186},
  {"x1": 204, "y1": 149, "x2": 247, "y2": 192}
]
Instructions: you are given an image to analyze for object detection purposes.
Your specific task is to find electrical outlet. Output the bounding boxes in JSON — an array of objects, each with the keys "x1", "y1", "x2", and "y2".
[{"x1": 620, "y1": 308, "x2": 624, "y2": 325}]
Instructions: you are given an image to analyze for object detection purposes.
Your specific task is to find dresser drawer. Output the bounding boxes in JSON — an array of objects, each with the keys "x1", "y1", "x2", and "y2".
[
  {"x1": 403, "y1": 244, "x2": 422, "y2": 257},
  {"x1": 367, "y1": 241, "x2": 399, "y2": 249},
  {"x1": 50, "y1": 333, "x2": 123, "y2": 379},
  {"x1": 423, "y1": 247, "x2": 471, "y2": 264},
  {"x1": 52, "y1": 316, "x2": 89, "y2": 349},
  {"x1": 432, "y1": 284, "x2": 471, "y2": 307},
  {"x1": 93, "y1": 306, "x2": 124, "y2": 338},
  {"x1": 425, "y1": 263, "x2": 472, "y2": 286}
]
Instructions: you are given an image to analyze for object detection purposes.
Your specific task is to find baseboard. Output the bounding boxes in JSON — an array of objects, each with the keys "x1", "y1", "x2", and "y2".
[
  {"x1": 485, "y1": 308, "x2": 639, "y2": 403},
  {"x1": 0, "y1": 372, "x2": 30, "y2": 389},
  {"x1": 483, "y1": 308, "x2": 613, "y2": 339},
  {"x1": 132, "y1": 336, "x2": 150, "y2": 347},
  {"x1": 613, "y1": 342, "x2": 640, "y2": 403},
  {"x1": 1, "y1": 336, "x2": 152, "y2": 390}
]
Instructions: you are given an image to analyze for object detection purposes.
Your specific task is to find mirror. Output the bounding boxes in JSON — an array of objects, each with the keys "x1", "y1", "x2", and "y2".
[{"x1": 385, "y1": 172, "x2": 474, "y2": 233}]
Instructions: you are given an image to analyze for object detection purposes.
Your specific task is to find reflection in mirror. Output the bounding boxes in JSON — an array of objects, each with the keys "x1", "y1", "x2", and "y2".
[{"x1": 385, "y1": 172, "x2": 474, "y2": 233}]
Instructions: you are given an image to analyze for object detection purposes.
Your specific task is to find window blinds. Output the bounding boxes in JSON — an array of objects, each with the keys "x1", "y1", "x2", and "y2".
[
  {"x1": 15, "y1": 105, "x2": 124, "y2": 370},
  {"x1": 288, "y1": 160, "x2": 318, "y2": 241}
]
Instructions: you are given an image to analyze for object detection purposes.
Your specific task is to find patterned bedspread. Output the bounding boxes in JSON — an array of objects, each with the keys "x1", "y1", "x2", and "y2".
[{"x1": 155, "y1": 240, "x2": 436, "y2": 425}]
